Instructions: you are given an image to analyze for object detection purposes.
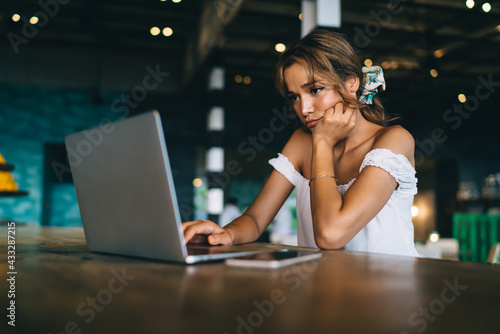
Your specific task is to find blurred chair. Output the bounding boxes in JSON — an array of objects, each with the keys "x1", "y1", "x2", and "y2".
[
  {"x1": 415, "y1": 241, "x2": 441, "y2": 259},
  {"x1": 487, "y1": 243, "x2": 500, "y2": 264},
  {"x1": 415, "y1": 237, "x2": 459, "y2": 260},
  {"x1": 437, "y1": 238, "x2": 459, "y2": 260},
  {"x1": 453, "y1": 213, "x2": 500, "y2": 262}
]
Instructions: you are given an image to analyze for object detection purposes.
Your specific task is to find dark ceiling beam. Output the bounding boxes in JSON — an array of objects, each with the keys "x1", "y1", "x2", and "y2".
[
  {"x1": 0, "y1": 35, "x2": 181, "y2": 61},
  {"x1": 340, "y1": 13, "x2": 499, "y2": 40},
  {"x1": 405, "y1": 0, "x2": 500, "y2": 15},
  {"x1": 1, "y1": 20, "x2": 184, "y2": 52},
  {"x1": 385, "y1": 65, "x2": 500, "y2": 89},
  {"x1": 341, "y1": 7, "x2": 500, "y2": 76},
  {"x1": 1, "y1": 0, "x2": 197, "y2": 53},
  {"x1": 344, "y1": 0, "x2": 500, "y2": 67},
  {"x1": 0, "y1": 0, "x2": 201, "y2": 15},
  {"x1": 241, "y1": 0, "x2": 300, "y2": 17},
  {"x1": 231, "y1": 9, "x2": 300, "y2": 27},
  {"x1": 436, "y1": 40, "x2": 500, "y2": 73},
  {"x1": 183, "y1": 0, "x2": 246, "y2": 87},
  {"x1": 101, "y1": 3, "x2": 199, "y2": 21}
]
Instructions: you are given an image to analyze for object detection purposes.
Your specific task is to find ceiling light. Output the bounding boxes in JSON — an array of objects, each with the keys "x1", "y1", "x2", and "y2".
[
  {"x1": 364, "y1": 59, "x2": 373, "y2": 67},
  {"x1": 243, "y1": 76, "x2": 251, "y2": 84},
  {"x1": 234, "y1": 75, "x2": 242, "y2": 83},
  {"x1": 465, "y1": 0, "x2": 474, "y2": 9},
  {"x1": 497, "y1": 25, "x2": 500, "y2": 32},
  {"x1": 430, "y1": 69, "x2": 438, "y2": 77},
  {"x1": 458, "y1": 94, "x2": 466, "y2": 103},
  {"x1": 482, "y1": 2, "x2": 491, "y2": 12},
  {"x1": 429, "y1": 231, "x2": 440, "y2": 243},
  {"x1": 172, "y1": 0, "x2": 182, "y2": 3},
  {"x1": 381, "y1": 61, "x2": 391, "y2": 70},
  {"x1": 434, "y1": 49, "x2": 444, "y2": 58},
  {"x1": 299, "y1": 13, "x2": 303, "y2": 20},
  {"x1": 162, "y1": 27, "x2": 173, "y2": 37},
  {"x1": 411, "y1": 206, "x2": 419, "y2": 217},
  {"x1": 30, "y1": 16, "x2": 38, "y2": 24},
  {"x1": 275, "y1": 43, "x2": 286, "y2": 52},
  {"x1": 12, "y1": 14, "x2": 21, "y2": 22},
  {"x1": 390, "y1": 60, "x2": 399, "y2": 69},
  {"x1": 193, "y1": 178, "x2": 203, "y2": 187},
  {"x1": 150, "y1": 27, "x2": 160, "y2": 36}
]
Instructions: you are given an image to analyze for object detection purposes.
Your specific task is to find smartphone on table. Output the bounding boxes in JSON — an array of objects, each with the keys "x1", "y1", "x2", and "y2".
[{"x1": 225, "y1": 250, "x2": 322, "y2": 269}]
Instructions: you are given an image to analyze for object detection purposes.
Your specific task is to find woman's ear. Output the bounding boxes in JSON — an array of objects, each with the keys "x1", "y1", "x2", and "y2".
[{"x1": 345, "y1": 76, "x2": 360, "y2": 96}]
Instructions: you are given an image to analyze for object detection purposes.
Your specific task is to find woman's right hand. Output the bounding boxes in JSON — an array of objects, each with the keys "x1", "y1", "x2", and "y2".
[
  {"x1": 312, "y1": 102, "x2": 357, "y2": 147},
  {"x1": 181, "y1": 220, "x2": 234, "y2": 246}
]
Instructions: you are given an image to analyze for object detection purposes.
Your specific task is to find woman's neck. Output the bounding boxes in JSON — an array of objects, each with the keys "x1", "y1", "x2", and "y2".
[{"x1": 334, "y1": 109, "x2": 379, "y2": 155}]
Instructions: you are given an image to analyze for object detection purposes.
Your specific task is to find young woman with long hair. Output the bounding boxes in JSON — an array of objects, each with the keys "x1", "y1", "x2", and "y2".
[{"x1": 182, "y1": 29, "x2": 419, "y2": 257}]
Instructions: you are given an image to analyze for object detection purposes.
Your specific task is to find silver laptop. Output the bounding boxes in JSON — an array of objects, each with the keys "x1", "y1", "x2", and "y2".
[{"x1": 65, "y1": 110, "x2": 268, "y2": 263}]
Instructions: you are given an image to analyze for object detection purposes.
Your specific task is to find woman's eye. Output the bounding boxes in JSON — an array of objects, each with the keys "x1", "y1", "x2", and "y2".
[
  {"x1": 311, "y1": 87, "x2": 323, "y2": 94},
  {"x1": 288, "y1": 95, "x2": 299, "y2": 102}
]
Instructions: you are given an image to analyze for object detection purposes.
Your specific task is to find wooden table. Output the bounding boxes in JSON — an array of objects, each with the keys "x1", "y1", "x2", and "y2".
[{"x1": 1, "y1": 226, "x2": 499, "y2": 334}]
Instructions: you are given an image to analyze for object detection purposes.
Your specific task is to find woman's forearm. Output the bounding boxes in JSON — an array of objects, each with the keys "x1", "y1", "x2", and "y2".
[
  {"x1": 310, "y1": 139, "x2": 344, "y2": 248},
  {"x1": 223, "y1": 213, "x2": 262, "y2": 245}
]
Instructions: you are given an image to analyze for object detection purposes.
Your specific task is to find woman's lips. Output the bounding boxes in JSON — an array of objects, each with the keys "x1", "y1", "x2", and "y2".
[{"x1": 306, "y1": 118, "x2": 322, "y2": 128}]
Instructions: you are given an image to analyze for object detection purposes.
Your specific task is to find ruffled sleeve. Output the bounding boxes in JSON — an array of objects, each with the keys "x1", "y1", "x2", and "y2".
[
  {"x1": 268, "y1": 153, "x2": 302, "y2": 187},
  {"x1": 359, "y1": 148, "x2": 417, "y2": 195}
]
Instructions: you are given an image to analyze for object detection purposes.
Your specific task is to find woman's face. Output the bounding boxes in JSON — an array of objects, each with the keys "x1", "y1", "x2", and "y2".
[{"x1": 284, "y1": 63, "x2": 347, "y2": 129}]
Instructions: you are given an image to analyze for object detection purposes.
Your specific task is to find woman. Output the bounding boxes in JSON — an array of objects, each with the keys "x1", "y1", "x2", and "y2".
[{"x1": 183, "y1": 29, "x2": 419, "y2": 257}]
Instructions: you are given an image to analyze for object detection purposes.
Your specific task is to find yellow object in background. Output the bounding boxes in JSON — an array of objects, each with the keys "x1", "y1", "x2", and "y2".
[
  {"x1": 0, "y1": 153, "x2": 19, "y2": 191},
  {"x1": 0, "y1": 171, "x2": 19, "y2": 191}
]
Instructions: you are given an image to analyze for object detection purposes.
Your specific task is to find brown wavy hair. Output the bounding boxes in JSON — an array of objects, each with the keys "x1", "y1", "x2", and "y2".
[{"x1": 274, "y1": 29, "x2": 396, "y2": 126}]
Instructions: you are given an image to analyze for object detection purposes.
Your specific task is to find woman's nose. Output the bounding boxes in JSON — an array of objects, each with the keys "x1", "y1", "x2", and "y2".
[{"x1": 301, "y1": 97, "x2": 314, "y2": 116}]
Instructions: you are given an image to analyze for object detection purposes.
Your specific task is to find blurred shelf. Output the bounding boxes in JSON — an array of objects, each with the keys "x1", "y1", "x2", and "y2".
[
  {"x1": 0, "y1": 164, "x2": 14, "y2": 171},
  {"x1": 0, "y1": 164, "x2": 26, "y2": 197},
  {"x1": 0, "y1": 191, "x2": 29, "y2": 197},
  {"x1": 450, "y1": 197, "x2": 500, "y2": 213},
  {"x1": 455, "y1": 198, "x2": 500, "y2": 205}
]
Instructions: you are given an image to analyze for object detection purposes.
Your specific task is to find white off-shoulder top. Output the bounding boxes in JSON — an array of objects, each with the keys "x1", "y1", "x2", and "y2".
[{"x1": 269, "y1": 148, "x2": 420, "y2": 257}]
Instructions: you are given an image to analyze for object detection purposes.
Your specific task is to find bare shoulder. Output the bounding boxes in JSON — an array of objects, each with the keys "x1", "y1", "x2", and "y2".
[
  {"x1": 372, "y1": 125, "x2": 415, "y2": 166},
  {"x1": 280, "y1": 128, "x2": 311, "y2": 173}
]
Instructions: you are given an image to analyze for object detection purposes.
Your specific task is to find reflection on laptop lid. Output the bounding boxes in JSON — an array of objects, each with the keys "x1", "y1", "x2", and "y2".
[{"x1": 65, "y1": 110, "x2": 267, "y2": 263}]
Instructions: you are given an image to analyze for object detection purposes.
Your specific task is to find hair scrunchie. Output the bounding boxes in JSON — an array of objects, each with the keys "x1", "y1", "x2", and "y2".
[{"x1": 359, "y1": 66, "x2": 386, "y2": 105}]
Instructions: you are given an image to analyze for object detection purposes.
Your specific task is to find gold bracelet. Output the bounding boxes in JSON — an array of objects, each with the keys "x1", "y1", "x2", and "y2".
[{"x1": 309, "y1": 174, "x2": 339, "y2": 186}]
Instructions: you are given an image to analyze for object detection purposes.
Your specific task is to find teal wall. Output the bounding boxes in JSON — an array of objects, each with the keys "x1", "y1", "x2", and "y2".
[{"x1": 0, "y1": 84, "x2": 122, "y2": 226}]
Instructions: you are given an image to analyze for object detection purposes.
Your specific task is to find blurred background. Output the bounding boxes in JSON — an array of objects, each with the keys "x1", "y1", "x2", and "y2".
[{"x1": 1, "y1": 0, "x2": 499, "y2": 262}]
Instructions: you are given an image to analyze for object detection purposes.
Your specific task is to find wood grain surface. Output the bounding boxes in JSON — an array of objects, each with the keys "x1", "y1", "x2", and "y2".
[{"x1": 1, "y1": 226, "x2": 499, "y2": 334}]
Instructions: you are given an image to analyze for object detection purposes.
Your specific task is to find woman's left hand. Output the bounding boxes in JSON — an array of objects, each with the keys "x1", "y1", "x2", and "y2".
[{"x1": 311, "y1": 102, "x2": 357, "y2": 147}]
